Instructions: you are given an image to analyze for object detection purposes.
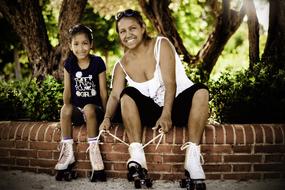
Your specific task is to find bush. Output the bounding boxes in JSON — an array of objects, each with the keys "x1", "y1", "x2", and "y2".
[
  {"x1": 0, "y1": 75, "x2": 63, "y2": 121},
  {"x1": 209, "y1": 63, "x2": 285, "y2": 123}
]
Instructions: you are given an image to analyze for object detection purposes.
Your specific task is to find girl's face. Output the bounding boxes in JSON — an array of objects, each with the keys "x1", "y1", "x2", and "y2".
[
  {"x1": 70, "y1": 33, "x2": 92, "y2": 61},
  {"x1": 117, "y1": 17, "x2": 145, "y2": 49}
]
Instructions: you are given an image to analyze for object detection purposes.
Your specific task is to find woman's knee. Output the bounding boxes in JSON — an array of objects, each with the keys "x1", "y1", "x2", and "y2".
[{"x1": 193, "y1": 89, "x2": 209, "y2": 102}]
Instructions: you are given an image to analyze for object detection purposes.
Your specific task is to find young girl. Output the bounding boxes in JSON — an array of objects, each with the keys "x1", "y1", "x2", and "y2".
[{"x1": 55, "y1": 24, "x2": 108, "y2": 182}]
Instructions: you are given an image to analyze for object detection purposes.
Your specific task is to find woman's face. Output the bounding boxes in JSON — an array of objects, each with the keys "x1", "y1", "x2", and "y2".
[
  {"x1": 70, "y1": 33, "x2": 92, "y2": 61},
  {"x1": 117, "y1": 17, "x2": 145, "y2": 49}
]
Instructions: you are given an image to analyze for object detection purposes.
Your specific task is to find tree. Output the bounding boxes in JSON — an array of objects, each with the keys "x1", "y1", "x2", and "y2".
[
  {"x1": 262, "y1": 0, "x2": 285, "y2": 68},
  {"x1": 0, "y1": 0, "x2": 87, "y2": 80}
]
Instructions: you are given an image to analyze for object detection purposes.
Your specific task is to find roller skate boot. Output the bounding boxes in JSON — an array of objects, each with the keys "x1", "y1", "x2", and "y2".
[
  {"x1": 127, "y1": 142, "x2": 152, "y2": 188},
  {"x1": 55, "y1": 139, "x2": 77, "y2": 181},
  {"x1": 180, "y1": 142, "x2": 206, "y2": 190},
  {"x1": 87, "y1": 139, "x2": 106, "y2": 182}
]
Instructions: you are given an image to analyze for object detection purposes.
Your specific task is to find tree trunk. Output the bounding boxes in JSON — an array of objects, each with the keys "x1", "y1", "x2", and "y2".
[
  {"x1": 262, "y1": 0, "x2": 285, "y2": 68},
  {"x1": 138, "y1": 0, "x2": 193, "y2": 63},
  {"x1": 245, "y1": 0, "x2": 260, "y2": 69},
  {"x1": 52, "y1": 0, "x2": 88, "y2": 80},
  {"x1": 196, "y1": 0, "x2": 246, "y2": 77},
  {"x1": 0, "y1": 0, "x2": 51, "y2": 79},
  {"x1": 14, "y1": 48, "x2": 22, "y2": 80}
]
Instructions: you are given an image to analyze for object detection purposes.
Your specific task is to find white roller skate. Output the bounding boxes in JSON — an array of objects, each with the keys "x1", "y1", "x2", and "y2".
[
  {"x1": 86, "y1": 139, "x2": 106, "y2": 182},
  {"x1": 127, "y1": 142, "x2": 152, "y2": 188},
  {"x1": 180, "y1": 142, "x2": 206, "y2": 190},
  {"x1": 55, "y1": 139, "x2": 77, "y2": 181}
]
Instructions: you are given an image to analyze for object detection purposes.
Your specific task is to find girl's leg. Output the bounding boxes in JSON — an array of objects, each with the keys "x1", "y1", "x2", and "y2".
[
  {"x1": 60, "y1": 104, "x2": 73, "y2": 138},
  {"x1": 83, "y1": 104, "x2": 106, "y2": 182}
]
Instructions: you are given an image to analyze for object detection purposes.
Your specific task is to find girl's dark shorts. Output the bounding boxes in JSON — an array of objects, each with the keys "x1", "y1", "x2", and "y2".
[
  {"x1": 71, "y1": 105, "x2": 104, "y2": 126},
  {"x1": 119, "y1": 83, "x2": 208, "y2": 127}
]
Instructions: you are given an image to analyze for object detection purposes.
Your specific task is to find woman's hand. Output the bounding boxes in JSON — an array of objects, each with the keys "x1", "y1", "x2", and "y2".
[
  {"x1": 153, "y1": 114, "x2": 173, "y2": 133},
  {"x1": 99, "y1": 117, "x2": 112, "y2": 131}
]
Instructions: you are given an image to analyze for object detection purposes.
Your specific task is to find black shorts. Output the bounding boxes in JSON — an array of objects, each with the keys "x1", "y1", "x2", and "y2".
[
  {"x1": 120, "y1": 83, "x2": 208, "y2": 127},
  {"x1": 71, "y1": 105, "x2": 104, "y2": 126}
]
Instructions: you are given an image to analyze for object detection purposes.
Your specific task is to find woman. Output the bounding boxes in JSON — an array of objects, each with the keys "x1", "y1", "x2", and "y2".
[{"x1": 100, "y1": 9, "x2": 208, "y2": 189}]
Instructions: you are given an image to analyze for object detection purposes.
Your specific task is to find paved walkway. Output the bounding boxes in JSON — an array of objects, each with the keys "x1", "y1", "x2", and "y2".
[{"x1": 0, "y1": 170, "x2": 284, "y2": 190}]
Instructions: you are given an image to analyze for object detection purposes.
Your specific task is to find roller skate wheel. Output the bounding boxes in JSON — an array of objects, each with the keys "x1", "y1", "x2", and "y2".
[
  {"x1": 134, "y1": 179, "x2": 141, "y2": 189},
  {"x1": 145, "y1": 178, "x2": 153, "y2": 188},
  {"x1": 180, "y1": 178, "x2": 187, "y2": 188}
]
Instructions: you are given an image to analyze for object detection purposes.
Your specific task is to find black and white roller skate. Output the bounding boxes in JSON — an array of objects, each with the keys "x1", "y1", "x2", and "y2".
[
  {"x1": 55, "y1": 139, "x2": 77, "y2": 181},
  {"x1": 127, "y1": 142, "x2": 153, "y2": 189},
  {"x1": 87, "y1": 139, "x2": 106, "y2": 182},
  {"x1": 180, "y1": 142, "x2": 206, "y2": 190},
  {"x1": 127, "y1": 161, "x2": 153, "y2": 188}
]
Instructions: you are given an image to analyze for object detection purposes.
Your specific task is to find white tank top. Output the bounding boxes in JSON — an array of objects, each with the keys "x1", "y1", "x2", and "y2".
[{"x1": 113, "y1": 36, "x2": 193, "y2": 107}]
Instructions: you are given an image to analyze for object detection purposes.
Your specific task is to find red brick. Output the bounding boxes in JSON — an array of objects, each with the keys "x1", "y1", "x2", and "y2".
[
  {"x1": 113, "y1": 162, "x2": 126, "y2": 171},
  {"x1": 273, "y1": 125, "x2": 284, "y2": 144},
  {"x1": 0, "y1": 157, "x2": 15, "y2": 165},
  {"x1": 29, "y1": 123, "x2": 41, "y2": 141},
  {"x1": 0, "y1": 140, "x2": 15, "y2": 148},
  {"x1": 201, "y1": 144, "x2": 232, "y2": 154},
  {"x1": 215, "y1": 124, "x2": 225, "y2": 144},
  {"x1": 224, "y1": 155, "x2": 262, "y2": 163},
  {"x1": 204, "y1": 125, "x2": 214, "y2": 144},
  {"x1": 254, "y1": 164, "x2": 285, "y2": 171},
  {"x1": 144, "y1": 144, "x2": 172, "y2": 153},
  {"x1": 163, "y1": 154, "x2": 184, "y2": 163},
  {"x1": 174, "y1": 126, "x2": 184, "y2": 144},
  {"x1": 37, "y1": 124, "x2": 48, "y2": 141},
  {"x1": 223, "y1": 173, "x2": 261, "y2": 180},
  {"x1": 8, "y1": 124, "x2": 18, "y2": 139},
  {"x1": 253, "y1": 125, "x2": 264, "y2": 144},
  {"x1": 100, "y1": 143, "x2": 112, "y2": 153},
  {"x1": 146, "y1": 154, "x2": 163, "y2": 164},
  {"x1": 76, "y1": 142, "x2": 88, "y2": 152},
  {"x1": 255, "y1": 145, "x2": 285, "y2": 153},
  {"x1": 205, "y1": 173, "x2": 221, "y2": 180},
  {"x1": 234, "y1": 125, "x2": 245, "y2": 145},
  {"x1": 264, "y1": 173, "x2": 282, "y2": 179},
  {"x1": 203, "y1": 164, "x2": 231, "y2": 172},
  {"x1": 22, "y1": 124, "x2": 33, "y2": 141},
  {"x1": 76, "y1": 161, "x2": 91, "y2": 170},
  {"x1": 44, "y1": 126, "x2": 54, "y2": 142},
  {"x1": 104, "y1": 153, "x2": 128, "y2": 162},
  {"x1": 165, "y1": 126, "x2": 174, "y2": 144},
  {"x1": 75, "y1": 152, "x2": 88, "y2": 161},
  {"x1": 162, "y1": 173, "x2": 183, "y2": 180},
  {"x1": 148, "y1": 163, "x2": 172, "y2": 172},
  {"x1": 10, "y1": 149, "x2": 37, "y2": 158},
  {"x1": 203, "y1": 155, "x2": 222, "y2": 163},
  {"x1": 15, "y1": 140, "x2": 28, "y2": 149},
  {"x1": 265, "y1": 154, "x2": 285, "y2": 163},
  {"x1": 225, "y1": 124, "x2": 234, "y2": 144},
  {"x1": 106, "y1": 171, "x2": 127, "y2": 179},
  {"x1": 233, "y1": 164, "x2": 251, "y2": 171},
  {"x1": 112, "y1": 143, "x2": 128, "y2": 153},
  {"x1": 30, "y1": 159, "x2": 56, "y2": 168},
  {"x1": 172, "y1": 145, "x2": 183, "y2": 154},
  {"x1": 16, "y1": 158, "x2": 30, "y2": 166},
  {"x1": 232, "y1": 145, "x2": 252, "y2": 153},
  {"x1": 263, "y1": 124, "x2": 274, "y2": 144},
  {"x1": 143, "y1": 127, "x2": 154, "y2": 144},
  {"x1": 0, "y1": 148, "x2": 9, "y2": 157},
  {"x1": 38, "y1": 150, "x2": 53, "y2": 159},
  {"x1": 1, "y1": 124, "x2": 11, "y2": 140},
  {"x1": 30, "y1": 142, "x2": 58, "y2": 150},
  {"x1": 244, "y1": 125, "x2": 254, "y2": 144}
]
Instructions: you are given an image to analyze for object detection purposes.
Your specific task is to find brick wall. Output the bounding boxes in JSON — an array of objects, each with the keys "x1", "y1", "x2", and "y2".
[{"x1": 0, "y1": 121, "x2": 284, "y2": 180}]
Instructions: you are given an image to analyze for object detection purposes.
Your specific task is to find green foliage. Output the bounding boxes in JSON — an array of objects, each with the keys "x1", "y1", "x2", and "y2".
[
  {"x1": 0, "y1": 75, "x2": 63, "y2": 121},
  {"x1": 209, "y1": 63, "x2": 285, "y2": 123}
]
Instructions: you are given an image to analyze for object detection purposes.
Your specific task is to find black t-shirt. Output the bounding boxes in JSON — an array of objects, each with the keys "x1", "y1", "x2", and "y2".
[{"x1": 64, "y1": 54, "x2": 106, "y2": 108}]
